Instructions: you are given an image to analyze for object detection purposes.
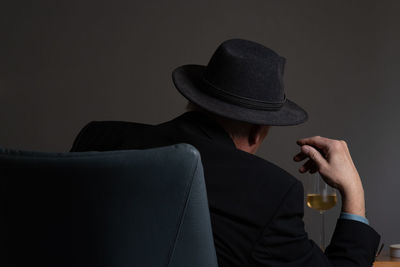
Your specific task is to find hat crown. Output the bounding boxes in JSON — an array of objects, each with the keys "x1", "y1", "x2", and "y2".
[{"x1": 204, "y1": 39, "x2": 286, "y2": 103}]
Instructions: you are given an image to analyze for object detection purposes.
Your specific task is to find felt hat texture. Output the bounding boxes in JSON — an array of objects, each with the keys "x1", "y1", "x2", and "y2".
[{"x1": 172, "y1": 39, "x2": 308, "y2": 125}]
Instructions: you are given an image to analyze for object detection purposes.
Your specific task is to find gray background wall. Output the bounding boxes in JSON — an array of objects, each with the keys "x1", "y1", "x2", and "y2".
[{"x1": 1, "y1": 0, "x2": 399, "y2": 249}]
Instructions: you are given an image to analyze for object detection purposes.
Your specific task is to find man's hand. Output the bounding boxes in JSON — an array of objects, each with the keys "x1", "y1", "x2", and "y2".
[{"x1": 294, "y1": 136, "x2": 366, "y2": 218}]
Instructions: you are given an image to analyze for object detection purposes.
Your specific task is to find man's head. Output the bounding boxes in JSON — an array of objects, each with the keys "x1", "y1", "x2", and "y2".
[{"x1": 173, "y1": 39, "x2": 307, "y2": 152}]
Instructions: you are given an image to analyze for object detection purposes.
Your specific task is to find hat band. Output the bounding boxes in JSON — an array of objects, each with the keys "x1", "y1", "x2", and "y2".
[{"x1": 201, "y1": 77, "x2": 286, "y2": 111}]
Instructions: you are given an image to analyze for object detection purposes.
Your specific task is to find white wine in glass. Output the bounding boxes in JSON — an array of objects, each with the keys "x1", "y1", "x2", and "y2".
[
  {"x1": 307, "y1": 193, "x2": 337, "y2": 212},
  {"x1": 306, "y1": 173, "x2": 337, "y2": 250}
]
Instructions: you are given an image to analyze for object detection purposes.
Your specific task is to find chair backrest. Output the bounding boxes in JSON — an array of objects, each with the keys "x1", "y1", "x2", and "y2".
[{"x1": 0, "y1": 144, "x2": 218, "y2": 267}]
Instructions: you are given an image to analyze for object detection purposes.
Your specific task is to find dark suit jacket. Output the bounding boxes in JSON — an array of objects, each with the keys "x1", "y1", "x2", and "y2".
[{"x1": 71, "y1": 111, "x2": 380, "y2": 267}]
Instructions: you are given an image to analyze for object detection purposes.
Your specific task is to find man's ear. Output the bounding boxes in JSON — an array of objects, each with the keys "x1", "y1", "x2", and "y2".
[
  {"x1": 248, "y1": 125, "x2": 262, "y2": 146},
  {"x1": 248, "y1": 125, "x2": 270, "y2": 146}
]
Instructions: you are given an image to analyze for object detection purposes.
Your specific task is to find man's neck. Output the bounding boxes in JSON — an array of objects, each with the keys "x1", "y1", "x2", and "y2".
[{"x1": 231, "y1": 136, "x2": 260, "y2": 154}]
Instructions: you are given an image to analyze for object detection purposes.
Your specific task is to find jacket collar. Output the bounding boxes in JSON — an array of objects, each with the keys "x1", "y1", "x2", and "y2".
[{"x1": 171, "y1": 111, "x2": 236, "y2": 149}]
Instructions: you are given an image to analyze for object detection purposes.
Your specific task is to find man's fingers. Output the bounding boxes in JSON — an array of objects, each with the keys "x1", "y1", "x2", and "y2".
[
  {"x1": 309, "y1": 165, "x2": 319, "y2": 174},
  {"x1": 297, "y1": 136, "x2": 332, "y2": 153},
  {"x1": 293, "y1": 152, "x2": 308, "y2": 162},
  {"x1": 299, "y1": 159, "x2": 315, "y2": 173},
  {"x1": 300, "y1": 145, "x2": 328, "y2": 169}
]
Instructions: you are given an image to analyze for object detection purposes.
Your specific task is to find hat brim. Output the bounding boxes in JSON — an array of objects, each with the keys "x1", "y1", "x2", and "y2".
[{"x1": 172, "y1": 64, "x2": 308, "y2": 126}]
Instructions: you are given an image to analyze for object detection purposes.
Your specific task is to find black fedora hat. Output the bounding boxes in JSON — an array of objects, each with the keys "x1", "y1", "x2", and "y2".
[{"x1": 172, "y1": 39, "x2": 308, "y2": 126}]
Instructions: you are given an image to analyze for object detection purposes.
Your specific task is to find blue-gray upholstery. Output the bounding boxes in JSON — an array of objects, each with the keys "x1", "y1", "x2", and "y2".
[{"x1": 0, "y1": 144, "x2": 218, "y2": 267}]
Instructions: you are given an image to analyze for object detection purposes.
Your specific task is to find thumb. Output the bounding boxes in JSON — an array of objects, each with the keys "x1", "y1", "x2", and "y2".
[{"x1": 301, "y1": 145, "x2": 327, "y2": 170}]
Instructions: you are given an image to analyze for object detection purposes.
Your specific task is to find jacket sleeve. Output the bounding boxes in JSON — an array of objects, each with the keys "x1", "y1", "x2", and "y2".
[{"x1": 248, "y1": 180, "x2": 380, "y2": 267}]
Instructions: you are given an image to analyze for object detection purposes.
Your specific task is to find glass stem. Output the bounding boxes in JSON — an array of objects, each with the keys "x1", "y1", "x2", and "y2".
[{"x1": 320, "y1": 211, "x2": 325, "y2": 251}]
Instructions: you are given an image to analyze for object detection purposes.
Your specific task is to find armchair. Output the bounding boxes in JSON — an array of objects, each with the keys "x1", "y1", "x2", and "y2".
[{"x1": 0, "y1": 144, "x2": 217, "y2": 267}]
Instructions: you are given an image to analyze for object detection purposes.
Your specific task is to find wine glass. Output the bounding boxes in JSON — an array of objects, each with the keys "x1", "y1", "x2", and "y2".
[{"x1": 306, "y1": 173, "x2": 337, "y2": 250}]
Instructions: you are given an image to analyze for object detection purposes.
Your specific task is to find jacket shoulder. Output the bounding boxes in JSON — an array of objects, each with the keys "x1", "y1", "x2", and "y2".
[{"x1": 70, "y1": 121, "x2": 155, "y2": 152}]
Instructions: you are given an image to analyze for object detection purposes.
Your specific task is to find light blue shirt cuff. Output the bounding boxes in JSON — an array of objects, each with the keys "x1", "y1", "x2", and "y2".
[{"x1": 340, "y1": 212, "x2": 369, "y2": 225}]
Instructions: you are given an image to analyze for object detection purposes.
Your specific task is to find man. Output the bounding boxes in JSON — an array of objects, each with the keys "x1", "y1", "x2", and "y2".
[{"x1": 71, "y1": 39, "x2": 380, "y2": 266}]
